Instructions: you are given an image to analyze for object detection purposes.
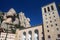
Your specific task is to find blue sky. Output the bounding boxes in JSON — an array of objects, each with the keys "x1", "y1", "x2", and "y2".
[{"x1": 0, "y1": 0, "x2": 60, "y2": 26}]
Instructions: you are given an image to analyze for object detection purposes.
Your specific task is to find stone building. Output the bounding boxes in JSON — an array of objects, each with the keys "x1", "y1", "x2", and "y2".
[
  {"x1": 0, "y1": 32, "x2": 16, "y2": 40},
  {"x1": 0, "y1": 2, "x2": 60, "y2": 40},
  {"x1": 42, "y1": 2, "x2": 60, "y2": 40},
  {"x1": 15, "y1": 25, "x2": 43, "y2": 40}
]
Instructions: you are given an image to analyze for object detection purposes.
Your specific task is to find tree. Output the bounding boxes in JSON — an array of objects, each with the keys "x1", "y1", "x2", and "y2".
[{"x1": 0, "y1": 12, "x2": 4, "y2": 27}]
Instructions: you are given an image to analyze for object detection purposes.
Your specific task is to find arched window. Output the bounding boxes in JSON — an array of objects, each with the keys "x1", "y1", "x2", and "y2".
[
  {"x1": 34, "y1": 29, "x2": 39, "y2": 40},
  {"x1": 23, "y1": 32, "x2": 26, "y2": 40},
  {"x1": 28, "y1": 31, "x2": 32, "y2": 40}
]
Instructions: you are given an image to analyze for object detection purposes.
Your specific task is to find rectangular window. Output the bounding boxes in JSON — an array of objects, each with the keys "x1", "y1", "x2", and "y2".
[
  {"x1": 44, "y1": 8, "x2": 46, "y2": 13},
  {"x1": 47, "y1": 7, "x2": 50, "y2": 11},
  {"x1": 51, "y1": 5, "x2": 54, "y2": 10}
]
